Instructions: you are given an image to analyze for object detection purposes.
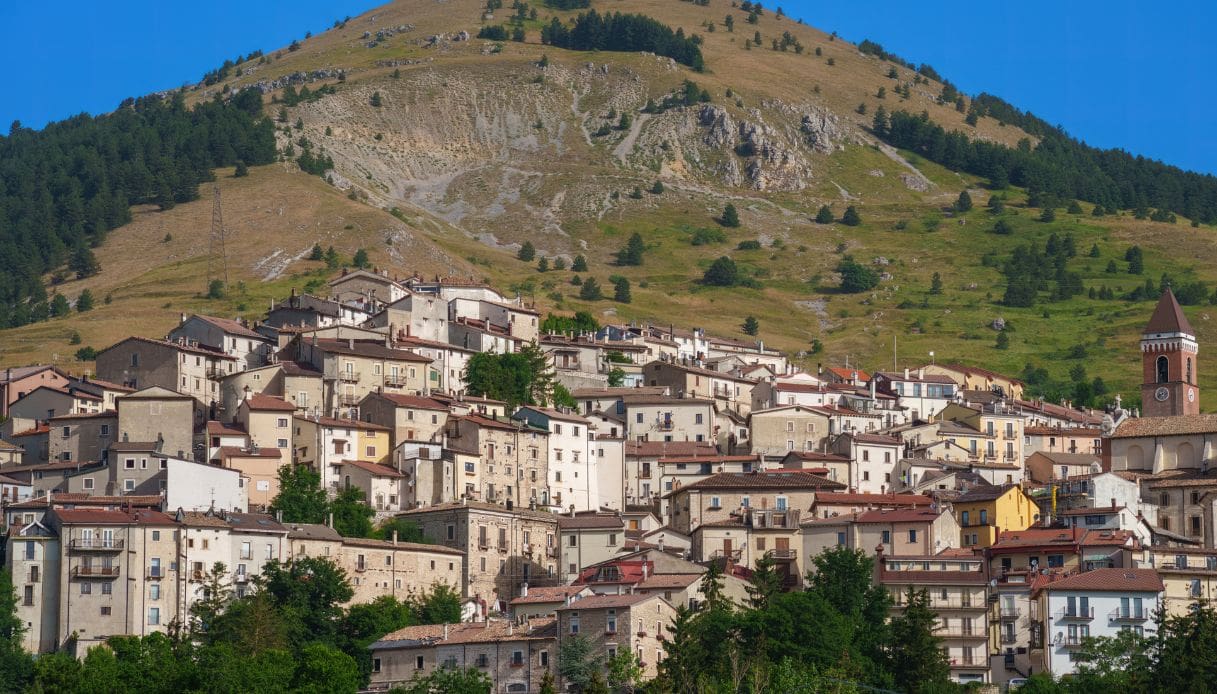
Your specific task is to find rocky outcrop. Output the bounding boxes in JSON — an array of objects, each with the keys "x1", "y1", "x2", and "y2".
[{"x1": 249, "y1": 70, "x2": 345, "y2": 94}]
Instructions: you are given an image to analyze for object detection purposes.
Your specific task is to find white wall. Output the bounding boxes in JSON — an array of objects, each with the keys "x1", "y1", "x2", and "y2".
[{"x1": 166, "y1": 458, "x2": 247, "y2": 512}]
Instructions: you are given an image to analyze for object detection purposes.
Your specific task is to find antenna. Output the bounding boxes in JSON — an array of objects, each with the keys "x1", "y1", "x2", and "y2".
[{"x1": 207, "y1": 186, "x2": 229, "y2": 293}]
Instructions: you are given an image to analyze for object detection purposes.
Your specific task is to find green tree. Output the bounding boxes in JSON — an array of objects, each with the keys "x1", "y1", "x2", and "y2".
[
  {"x1": 747, "y1": 554, "x2": 783, "y2": 609},
  {"x1": 0, "y1": 569, "x2": 33, "y2": 691},
  {"x1": 617, "y1": 112, "x2": 632, "y2": 130},
  {"x1": 463, "y1": 341, "x2": 557, "y2": 408},
  {"x1": 190, "y1": 562, "x2": 234, "y2": 639},
  {"x1": 269, "y1": 465, "x2": 329, "y2": 524},
  {"x1": 1127, "y1": 245, "x2": 1144, "y2": 274},
  {"x1": 841, "y1": 205, "x2": 862, "y2": 226},
  {"x1": 76, "y1": 289, "x2": 95, "y2": 312},
  {"x1": 352, "y1": 248, "x2": 370, "y2": 269},
  {"x1": 579, "y1": 277, "x2": 603, "y2": 300},
  {"x1": 572, "y1": 254, "x2": 588, "y2": 271},
  {"x1": 606, "y1": 649, "x2": 644, "y2": 693},
  {"x1": 207, "y1": 279, "x2": 226, "y2": 299},
  {"x1": 324, "y1": 246, "x2": 340, "y2": 269},
  {"x1": 650, "y1": 180, "x2": 664, "y2": 194},
  {"x1": 996, "y1": 331, "x2": 1010, "y2": 350},
  {"x1": 720, "y1": 202, "x2": 740, "y2": 227},
  {"x1": 613, "y1": 277, "x2": 631, "y2": 303},
  {"x1": 234, "y1": 160, "x2": 249, "y2": 177},
  {"x1": 615, "y1": 233, "x2": 646, "y2": 266},
  {"x1": 537, "y1": 257, "x2": 550, "y2": 272},
  {"x1": 929, "y1": 272, "x2": 943, "y2": 295},
  {"x1": 411, "y1": 583, "x2": 463, "y2": 625},
  {"x1": 836, "y1": 257, "x2": 879, "y2": 293},
  {"x1": 518, "y1": 241, "x2": 536, "y2": 261},
  {"x1": 814, "y1": 204, "x2": 834, "y2": 224},
  {"x1": 293, "y1": 642, "x2": 361, "y2": 694},
  {"x1": 75, "y1": 346, "x2": 98, "y2": 361},
  {"x1": 539, "y1": 670, "x2": 558, "y2": 694},
  {"x1": 309, "y1": 243, "x2": 323, "y2": 260},
  {"x1": 395, "y1": 667, "x2": 493, "y2": 694},
  {"x1": 608, "y1": 367, "x2": 626, "y2": 387},
  {"x1": 50, "y1": 293, "x2": 70, "y2": 317},
  {"x1": 258, "y1": 557, "x2": 353, "y2": 648},
  {"x1": 887, "y1": 588, "x2": 950, "y2": 692},
  {"x1": 1040, "y1": 207, "x2": 1056, "y2": 222},
  {"x1": 559, "y1": 634, "x2": 605, "y2": 692},
  {"x1": 70, "y1": 242, "x2": 101, "y2": 278},
  {"x1": 372, "y1": 518, "x2": 428, "y2": 543},
  {"x1": 553, "y1": 257, "x2": 567, "y2": 270},
  {"x1": 702, "y1": 256, "x2": 740, "y2": 286},
  {"x1": 369, "y1": 91, "x2": 382, "y2": 107},
  {"x1": 331, "y1": 486, "x2": 374, "y2": 538},
  {"x1": 993, "y1": 219, "x2": 1013, "y2": 235},
  {"x1": 955, "y1": 190, "x2": 973, "y2": 212},
  {"x1": 742, "y1": 316, "x2": 759, "y2": 335}
]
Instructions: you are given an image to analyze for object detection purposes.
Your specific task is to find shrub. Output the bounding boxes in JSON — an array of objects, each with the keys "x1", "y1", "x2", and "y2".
[
  {"x1": 836, "y1": 257, "x2": 879, "y2": 293},
  {"x1": 815, "y1": 205, "x2": 834, "y2": 224},
  {"x1": 702, "y1": 256, "x2": 740, "y2": 286},
  {"x1": 841, "y1": 206, "x2": 862, "y2": 226},
  {"x1": 736, "y1": 240, "x2": 762, "y2": 250},
  {"x1": 721, "y1": 203, "x2": 740, "y2": 227}
]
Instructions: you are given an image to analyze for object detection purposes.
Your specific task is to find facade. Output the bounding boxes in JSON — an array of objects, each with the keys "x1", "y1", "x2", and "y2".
[
  {"x1": 95, "y1": 336, "x2": 236, "y2": 410},
  {"x1": 665, "y1": 471, "x2": 846, "y2": 536},
  {"x1": 513, "y1": 407, "x2": 597, "y2": 512},
  {"x1": 444, "y1": 415, "x2": 550, "y2": 508},
  {"x1": 167, "y1": 314, "x2": 271, "y2": 371},
  {"x1": 802, "y1": 508, "x2": 961, "y2": 561},
  {"x1": 954, "y1": 485, "x2": 1039, "y2": 548},
  {"x1": 293, "y1": 415, "x2": 392, "y2": 494},
  {"x1": 557, "y1": 512, "x2": 626, "y2": 584},
  {"x1": 359, "y1": 392, "x2": 449, "y2": 445},
  {"x1": 1139, "y1": 289, "x2": 1199, "y2": 417},
  {"x1": 555, "y1": 593, "x2": 678, "y2": 683},
  {"x1": 1, "y1": 366, "x2": 71, "y2": 418},
  {"x1": 748, "y1": 405, "x2": 831, "y2": 460}
]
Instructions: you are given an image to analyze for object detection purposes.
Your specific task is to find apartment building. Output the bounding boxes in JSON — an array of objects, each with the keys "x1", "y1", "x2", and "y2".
[
  {"x1": 359, "y1": 392, "x2": 449, "y2": 445},
  {"x1": 557, "y1": 511, "x2": 625, "y2": 584},
  {"x1": 168, "y1": 314, "x2": 271, "y2": 371},
  {"x1": 642, "y1": 361, "x2": 756, "y2": 416},
  {"x1": 555, "y1": 593, "x2": 677, "y2": 683},
  {"x1": 293, "y1": 414, "x2": 392, "y2": 494},
  {"x1": 954, "y1": 485, "x2": 1039, "y2": 548},
  {"x1": 512, "y1": 406, "x2": 596, "y2": 512},
  {"x1": 397, "y1": 501, "x2": 559, "y2": 611},
  {"x1": 1, "y1": 365, "x2": 71, "y2": 418},
  {"x1": 802, "y1": 508, "x2": 960, "y2": 562},
  {"x1": 665, "y1": 471, "x2": 845, "y2": 536},
  {"x1": 233, "y1": 393, "x2": 298, "y2": 450},
  {"x1": 1147, "y1": 546, "x2": 1217, "y2": 617},
  {"x1": 96, "y1": 335, "x2": 236, "y2": 409},
  {"x1": 937, "y1": 401, "x2": 1026, "y2": 466},
  {"x1": 47, "y1": 411, "x2": 116, "y2": 464},
  {"x1": 694, "y1": 506, "x2": 804, "y2": 586},
  {"x1": 747, "y1": 405, "x2": 831, "y2": 460},
  {"x1": 444, "y1": 415, "x2": 550, "y2": 508},
  {"x1": 291, "y1": 336, "x2": 432, "y2": 413}
]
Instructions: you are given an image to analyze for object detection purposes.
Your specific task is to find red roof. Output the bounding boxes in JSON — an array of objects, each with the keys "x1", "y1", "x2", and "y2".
[
  {"x1": 192, "y1": 315, "x2": 267, "y2": 340},
  {"x1": 293, "y1": 415, "x2": 390, "y2": 431},
  {"x1": 218, "y1": 446, "x2": 284, "y2": 460},
  {"x1": 341, "y1": 459, "x2": 403, "y2": 478},
  {"x1": 812, "y1": 492, "x2": 933, "y2": 506},
  {"x1": 827, "y1": 367, "x2": 870, "y2": 381},
  {"x1": 510, "y1": 586, "x2": 589, "y2": 606},
  {"x1": 243, "y1": 394, "x2": 297, "y2": 411},
  {"x1": 1144, "y1": 289, "x2": 1194, "y2": 335},
  {"x1": 1040, "y1": 568, "x2": 1164, "y2": 594},
  {"x1": 855, "y1": 509, "x2": 944, "y2": 524},
  {"x1": 373, "y1": 393, "x2": 449, "y2": 411},
  {"x1": 555, "y1": 593, "x2": 660, "y2": 610},
  {"x1": 206, "y1": 421, "x2": 248, "y2": 436}
]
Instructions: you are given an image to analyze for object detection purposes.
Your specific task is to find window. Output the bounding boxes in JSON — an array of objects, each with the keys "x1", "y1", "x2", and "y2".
[
  {"x1": 540, "y1": 651, "x2": 549, "y2": 667},
  {"x1": 1048, "y1": 555, "x2": 1064, "y2": 568},
  {"x1": 150, "y1": 558, "x2": 162, "y2": 578},
  {"x1": 569, "y1": 535, "x2": 577, "y2": 547},
  {"x1": 277, "y1": 417, "x2": 288, "y2": 428},
  {"x1": 101, "y1": 606, "x2": 112, "y2": 616},
  {"x1": 881, "y1": 530, "x2": 891, "y2": 544},
  {"x1": 83, "y1": 478, "x2": 94, "y2": 490},
  {"x1": 124, "y1": 479, "x2": 135, "y2": 491},
  {"x1": 836, "y1": 532, "x2": 846, "y2": 546},
  {"x1": 415, "y1": 656, "x2": 425, "y2": 670},
  {"x1": 979, "y1": 509, "x2": 988, "y2": 524},
  {"x1": 241, "y1": 542, "x2": 252, "y2": 560},
  {"x1": 776, "y1": 496, "x2": 788, "y2": 511},
  {"x1": 23, "y1": 586, "x2": 32, "y2": 607},
  {"x1": 372, "y1": 658, "x2": 381, "y2": 673},
  {"x1": 607, "y1": 609, "x2": 618, "y2": 633},
  {"x1": 148, "y1": 607, "x2": 160, "y2": 625},
  {"x1": 569, "y1": 613, "x2": 580, "y2": 634},
  {"x1": 81, "y1": 583, "x2": 91, "y2": 595},
  {"x1": 125, "y1": 458, "x2": 136, "y2": 469},
  {"x1": 709, "y1": 496, "x2": 721, "y2": 509},
  {"x1": 961, "y1": 511, "x2": 970, "y2": 526},
  {"x1": 366, "y1": 446, "x2": 376, "y2": 457},
  {"x1": 908, "y1": 529, "x2": 918, "y2": 543},
  {"x1": 150, "y1": 584, "x2": 161, "y2": 600}
]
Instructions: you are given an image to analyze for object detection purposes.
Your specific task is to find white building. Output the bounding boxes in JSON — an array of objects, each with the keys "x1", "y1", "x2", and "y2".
[
  {"x1": 513, "y1": 406, "x2": 597, "y2": 512},
  {"x1": 1037, "y1": 568, "x2": 1164, "y2": 676},
  {"x1": 165, "y1": 457, "x2": 247, "y2": 512}
]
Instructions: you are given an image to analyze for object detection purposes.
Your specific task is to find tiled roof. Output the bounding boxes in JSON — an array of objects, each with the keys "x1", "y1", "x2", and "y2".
[
  {"x1": 206, "y1": 421, "x2": 248, "y2": 436},
  {"x1": 109, "y1": 441, "x2": 159, "y2": 452},
  {"x1": 636, "y1": 573, "x2": 701, "y2": 590},
  {"x1": 571, "y1": 386, "x2": 668, "y2": 399},
  {"x1": 827, "y1": 367, "x2": 870, "y2": 381},
  {"x1": 218, "y1": 446, "x2": 284, "y2": 459},
  {"x1": 676, "y1": 471, "x2": 844, "y2": 492},
  {"x1": 340, "y1": 537, "x2": 464, "y2": 555},
  {"x1": 0, "y1": 365, "x2": 63, "y2": 383},
  {"x1": 242, "y1": 394, "x2": 297, "y2": 411},
  {"x1": 849, "y1": 432, "x2": 902, "y2": 445},
  {"x1": 954, "y1": 484, "x2": 1018, "y2": 503},
  {"x1": 458, "y1": 413, "x2": 545, "y2": 434},
  {"x1": 341, "y1": 459, "x2": 403, "y2": 478},
  {"x1": 312, "y1": 339, "x2": 432, "y2": 363},
  {"x1": 619, "y1": 395, "x2": 715, "y2": 407},
  {"x1": 509, "y1": 586, "x2": 589, "y2": 605},
  {"x1": 49, "y1": 410, "x2": 116, "y2": 421},
  {"x1": 397, "y1": 500, "x2": 558, "y2": 522},
  {"x1": 192, "y1": 315, "x2": 267, "y2": 340},
  {"x1": 224, "y1": 513, "x2": 288, "y2": 532},
  {"x1": 1112, "y1": 414, "x2": 1217, "y2": 439},
  {"x1": 1040, "y1": 568, "x2": 1164, "y2": 594},
  {"x1": 558, "y1": 514, "x2": 624, "y2": 530},
  {"x1": 1144, "y1": 289, "x2": 1194, "y2": 335},
  {"x1": 555, "y1": 593, "x2": 659, "y2": 610},
  {"x1": 1024, "y1": 425, "x2": 1102, "y2": 437},
  {"x1": 278, "y1": 360, "x2": 323, "y2": 377},
  {"x1": 658, "y1": 455, "x2": 757, "y2": 465},
  {"x1": 371, "y1": 393, "x2": 449, "y2": 411},
  {"x1": 1029, "y1": 451, "x2": 1100, "y2": 466},
  {"x1": 781, "y1": 451, "x2": 850, "y2": 462},
  {"x1": 293, "y1": 415, "x2": 390, "y2": 432},
  {"x1": 515, "y1": 406, "x2": 591, "y2": 425},
  {"x1": 286, "y1": 523, "x2": 343, "y2": 541},
  {"x1": 855, "y1": 509, "x2": 945, "y2": 524},
  {"x1": 1144, "y1": 469, "x2": 1217, "y2": 489},
  {"x1": 624, "y1": 441, "x2": 718, "y2": 458},
  {"x1": 373, "y1": 618, "x2": 556, "y2": 648},
  {"x1": 812, "y1": 492, "x2": 933, "y2": 506},
  {"x1": 100, "y1": 335, "x2": 237, "y2": 360}
]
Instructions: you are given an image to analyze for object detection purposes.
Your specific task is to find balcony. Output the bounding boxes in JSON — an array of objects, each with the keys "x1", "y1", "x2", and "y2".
[
  {"x1": 70, "y1": 539, "x2": 124, "y2": 551},
  {"x1": 929, "y1": 599, "x2": 988, "y2": 611},
  {"x1": 206, "y1": 366, "x2": 227, "y2": 379},
  {"x1": 546, "y1": 547, "x2": 557, "y2": 558},
  {"x1": 751, "y1": 509, "x2": 800, "y2": 529},
  {"x1": 1001, "y1": 633, "x2": 1019, "y2": 645},
  {"x1": 1058, "y1": 635, "x2": 1088, "y2": 648},
  {"x1": 339, "y1": 394, "x2": 361, "y2": 406},
  {"x1": 72, "y1": 565, "x2": 119, "y2": 578},
  {"x1": 234, "y1": 573, "x2": 250, "y2": 583},
  {"x1": 147, "y1": 569, "x2": 164, "y2": 580},
  {"x1": 765, "y1": 549, "x2": 798, "y2": 561},
  {"x1": 948, "y1": 657, "x2": 984, "y2": 668},
  {"x1": 354, "y1": 564, "x2": 367, "y2": 573},
  {"x1": 937, "y1": 628, "x2": 986, "y2": 640},
  {"x1": 1109, "y1": 608, "x2": 1148, "y2": 623},
  {"x1": 338, "y1": 371, "x2": 361, "y2": 383},
  {"x1": 710, "y1": 548, "x2": 743, "y2": 562},
  {"x1": 999, "y1": 606, "x2": 1021, "y2": 620},
  {"x1": 655, "y1": 419, "x2": 675, "y2": 431},
  {"x1": 383, "y1": 373, "x2": 409, "y2": 387},
  {"x1": 1055, "y1": 607, "x2": 1095, "y2": 622}
]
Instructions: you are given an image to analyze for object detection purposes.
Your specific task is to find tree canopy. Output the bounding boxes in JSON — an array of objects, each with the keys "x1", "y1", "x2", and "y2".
[
  {"x1": 541, "y1": 11, "x2": 705, "y2": 71},
  {"x1": 463, "y1": 341, "x2": 557, "y2": 408}
]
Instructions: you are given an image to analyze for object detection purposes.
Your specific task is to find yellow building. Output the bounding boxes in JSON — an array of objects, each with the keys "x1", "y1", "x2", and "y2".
[
  {"x1": 953, "y1": 484, "x2": 1038, "y2": 548},
  {"x1": 293, "y1": 415, "x2": 392, "y2": 494}
]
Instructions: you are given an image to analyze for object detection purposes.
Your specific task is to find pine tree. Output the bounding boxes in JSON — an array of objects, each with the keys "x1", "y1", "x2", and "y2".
[
  {"x1": 888, "y1": 588, "x2": 951, "y2": 691},
  {"x1": 742, "y1": 316, "x2": 759, "y2": 335},
  {"x1": 613, "y1": 277, "x2": 631, "y2": 303},
  {"x1": 815, "y1": 205, "x2": 834, "y2": 224},
  {"x1": 50, "y1": 294, "x2": 70, "y2": 317},
  {"x1": 747, "y1": 554, "x2": 783, "y2": 609},
  {"x1": 572, "y1": 254, "x2": 588, "y2": 272},
  {"x1": 76, "y1": 289, "x2": 95, "y2": 312},
  {"x1": 309, "y1": 243, "x2": 323, "y2": 260},
  {"x1": 1089, "y1": 244, "x2": 1101, "y2": 258},
  {"x1": 537, "y1": 257, "x2": 549, "y2": 272},
  {"x1": 369, "y1": 91, "x2": 382, "y2": 107},
  {"x1": 234, "y1": 160, "x2": 249, "y2": 177},
  {"x1": 872, "y1": 106, "x2": 889, "y2": 136},
  {"x1": 993, "y1": 219, "x2": 1013, "y2": 235},
  {"x1": 955, "y1": 190, "x2": 973, "y2": 212},
  {"x1": 841, "y1": 205, "x2": 862, "y2": 226},
  {"x1": 1040, "y1": 207, "x2": 1056, "y2": 222},
  {"x1": 579, "y1": 278, "x2": 603, "y2": 300},
  {"x1": 721, "y1": 203, "x2": 740, "y2": 227},
  {"x1": 553, "y1": 257, "x2": 567, "y2": 271},
  {"x1": 930, "y1": 272, "x2": 943, "y2": 295},
  {"x1": 650, "y1": 180, "x2": 664, "y2": 195},
  {"x1": 703, "y1": 256, "x2": 740, "y2": 286},
  {"x1": 352, "y1": 248, "x2": 370, "y2": 269},
  {"x1": 518, "y1": 241, "x2": 536, "y2": 261},
  {"x1": 615, "y1": 233, "x2": 646, "y2": 266},
  {"x1": 996, "y1": 331, "x2": 1010, "y2": 350}
]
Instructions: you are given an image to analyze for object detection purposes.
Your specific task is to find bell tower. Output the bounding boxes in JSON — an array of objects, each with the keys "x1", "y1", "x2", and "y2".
[{"x1": 1141, "y1": 288, "x2": 1199, "y2": 416}]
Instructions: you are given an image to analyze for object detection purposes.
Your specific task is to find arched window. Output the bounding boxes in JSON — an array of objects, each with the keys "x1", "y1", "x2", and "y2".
[
  {"x1": 1157, "y1": 356, "x2": 1169, "y2": 384},
  {"x1": 1187, "y1": 357, "x2": 1193, "y2": 383}
]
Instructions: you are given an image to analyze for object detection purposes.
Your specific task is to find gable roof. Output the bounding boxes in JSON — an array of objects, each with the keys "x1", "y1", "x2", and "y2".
[
  {"x1": 340, "y1": 459, "x2": 404, "y2": 478},
  {"x1": 190, "y1": 315, "x2": 267, "y2": 340},
  {"x1": 675, "y1": 471, "x2": 845, "y2": 493},
  {"x1": 812, "y1": 492, "x2": 933, "y2": 506},
  {"x1": 312, "y1": 338, "x2": 431, "y2": 363},
  {"x1": 242, "y1": 394, "x2": 297, "y2": 411},
  {"x1": 1112, "y1": 414, "x2": 1217, "y2": 439},
  {"x1": 510, "y1": 585, "x2": 591, "y2": 605},
  {"x1": 1145, "y1": 289, "x2": 1194, "y2": 335},
  {"x1": 369, "y1": 393, "x2": 449, "y2": 411},
  {"x1": 1041, "y1": 568, "x2": 1164, "y2": 594},
  {"x1": 100, "y1": 335, "x2": 237, "y2": 360}
]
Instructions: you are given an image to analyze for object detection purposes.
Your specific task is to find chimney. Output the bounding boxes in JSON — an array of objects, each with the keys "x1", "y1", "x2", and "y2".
[
  {"x1": 520, "y1": 582, "x2": 529, "y2": 598},
  {"x1": 392, "y1": 529, "x2": 399, "y2": 546},
  {"x1": 903, "y1": 367, "x2": 910, "y2": 380},
  {"x1": 443, "y1": 624, "x2": 449, "y2": 640},
  {"x1": 917, "y1": 367, "x2": 924, "y2": 380},
  {"x1": 327, "y1": 512, "x2": 334, "y2": 529},
  {"x1": 180, "y1": 312, "x2": 188, "y2": 324}
]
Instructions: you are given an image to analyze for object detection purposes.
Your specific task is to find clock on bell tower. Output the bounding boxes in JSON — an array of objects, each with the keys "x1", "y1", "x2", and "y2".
[{"x1": 1141, "y1": 288, "x2": 1199, "y2": 417}]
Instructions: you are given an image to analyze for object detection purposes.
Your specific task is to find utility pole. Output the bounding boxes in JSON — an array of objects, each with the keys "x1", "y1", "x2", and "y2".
[{"x1": 207, "y1": 186, "x2": 229, "y2": 293}]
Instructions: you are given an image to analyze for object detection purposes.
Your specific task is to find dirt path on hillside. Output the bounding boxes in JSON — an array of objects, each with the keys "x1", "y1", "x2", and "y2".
[{"x1": 613, "y1": 113, "x2": 652, "y2": 163}]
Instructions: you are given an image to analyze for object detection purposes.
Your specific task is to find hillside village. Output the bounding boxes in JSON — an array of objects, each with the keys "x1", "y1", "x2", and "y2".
[{"x1": 1, "y1": 263, "x2": 1216, "y2": 690}]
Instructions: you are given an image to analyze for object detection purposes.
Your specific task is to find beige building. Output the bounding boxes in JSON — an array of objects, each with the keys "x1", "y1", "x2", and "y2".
[
  {"x1": 235, "y1": 393, "x2": 298, "y2": 450},
  {"x1": 291, "y1": 336, "x2": 432, "y2": 413},
  {"x1": 557, "y1": 512, "x2": 625, "y2": 584},
  {"x1": 368, "y1": 619, "x2": 556, "y2": 693},
  {"x1": 665, "y1": 471, "x2": 845, "y2": 536},
  {"x1": 95, "y1": 335, "x2": 237, "y2": 410},
  {"x1": 1026, "y1": 451, "x2": 1102, "y2": 483},
  {"x1": 922, "y1": 363, "x2": 1025, "y2": 400},
  {"x1": 328, "y1": 269, "x2": 407, "y2": 305},
  {"x1": 642, "y1": 361, "x2": 757, "y2": 416},
  {"x1": 397, "y1": 502, "x2": 559, "y2": 610},
  {"x1": 340, "y1": 459, "x2": 405, "y2": 516},
  {"x1": 693, "y1": 506, "x2": 804, "y2": 585},
  {"x1": 358, "y1": 392, "x2": 449, "y2": 445},
  {"x1": 1, "y1": 365, "x2": 71, "y2": 418},
  {"x1": 555, "y1": 593, "x2": 677, "y2": 683},
  {"x1": 116, "y1": 386, "x2": 196, "y2": 461},
  {"x1": 217, "y1": 446, "x2": 285, "y2": 508},
  {"x1": 293, "y1": 414, "x2": 392, "y2": 494},
  {"x1": 445, "y1": 414, "x2": 550, "y2": 508},
  {"x1": 47, "y1": 412, "x2": 116, "y2": 464},
  {"x1": 216, "y1": 361, "x2": 325, "y2": 420},
  {"x1": 338, "y1": 536, "x2": 465, "y2": 605},
  {"x1": 937, "y1": 401, "x2": 1025, "y2": 467},
  {"x1": 748, "y1": 405, "x2": 831, "y2": 460},
  {"x1": 1148, "y1": 546, "x2": 1217, "y2": 617},
  {"x1": 1024, "y1": 425, "x2": 1102, "y2": 458},
  {"x1": 801, "y1": 508, "x2": 961, "y2": 560}
]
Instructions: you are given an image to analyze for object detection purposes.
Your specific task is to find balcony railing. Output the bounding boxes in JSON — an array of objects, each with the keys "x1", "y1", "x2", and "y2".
[
  {"x1": 1001, "y1": 633, "x2": 1019, "y2": 644},
  {"x1": 147, "y1": 569, "x2": 164, "y2": 579},
  {"x1": 1055, "y1": 607, "x2": 1095, "y2": 622},
  {"x1": 999, "y1": 606, "x2": 1021, "y2": 619},
  {"x1": 655, "y1": 419, "x2": 675, "y2": 431},
  {"x1": 383, "y1": 373, "x2": 409, "y2": 387},
  {"x1": 766, "y1": 549, "x2": 798, "y2": 560},
  {"x1": 339, "y1": 371, "x2": 361, "y2": 383},
  {"x1": 751, "y1": 509, "x2": 800, "y2": 528},
  {"x1": 1059, "y1": 635, "x2": 1088, "y2": 648},
  {"x1": 1109, "y1": 608, "x2": 1148, "y2": 623},
  {"x1": 929, "y1": 599, "x2": 987, "y2": 611},
  {"x1": 710, "y1": 549, "x2": 743, "y2": 561},
  {"x1": 339, "y1": 394, "x2": 361, "y2": 406},
  {"x1": 70, "y1": 539, "x2": 124, "y2": 551},
  {"x1": 948, "y1": 657, "x2": 984, "y2": 667},
  {"x1": 938, "y1": 628, "x2": 986, "y2": 640},
  {"x1": 72, "y1": 565, "x2": 119, "y2": 578},
  {"x1": 546, "y1": 547, "x2": 557, "y2": 558},
  {"x1": 234, "y1": 573, "x2": 250, "y2": 583}
]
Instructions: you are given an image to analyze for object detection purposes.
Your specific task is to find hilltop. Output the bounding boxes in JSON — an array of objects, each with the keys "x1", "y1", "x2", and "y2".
[{"x1": 4, "y1": 0, "x2": 1217, "y2": 409}]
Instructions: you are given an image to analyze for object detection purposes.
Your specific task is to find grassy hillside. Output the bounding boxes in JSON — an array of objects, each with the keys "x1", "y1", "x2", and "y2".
[{"x1": 5, "y1": 0, "x2": 1217, "y2": 414}]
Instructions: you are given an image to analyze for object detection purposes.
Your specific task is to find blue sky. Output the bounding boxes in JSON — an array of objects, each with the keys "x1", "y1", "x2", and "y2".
[{"x1": 2, "y1": 1, "x2": 1215, "y2": 174}]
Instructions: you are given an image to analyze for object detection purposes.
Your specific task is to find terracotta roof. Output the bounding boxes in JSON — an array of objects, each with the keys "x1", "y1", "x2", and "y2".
[
  {"x1": 278, "y1": 360, "x2": 323, "y2": 377},
  {"x1": 636, "y1": 573, "x2": 701, "y2": 590},
  {"x1": 341, "y1": 459, "x2": 403, "y2": 478},
  {"x1": 6, "y1": 493, "x2": 161, "y2": 509},
  {"x1": 0, "y1": 439, "x2": 22, "y2": 451},
  {"x1": 1145, "y1": 469, "x2": 1217, "y2": 489},
  {"x1": 49, "y1": 410, "x2": 116, "y2": 421},
  {"x1": 1145, "y1": 289, "x2": 1194, "y2": 335},
  {"x1": 555, "y1": 593, "x2": 659, "y2": 610},
  {"x1": 100, "y1": 335, "x2": 237, "y2": 360},
  {"x1": 1040, "y1": 568, "x2": 1164, "y2": 594},
  {"x1": 558, "y1": 514, "x2": 624, "y2": 530},
  {"x1": 1029, "y1": 451, "x2": 1100, "y2": 466},
  {"x1": 218, "y1": 446, "x2": 283, "y2": 460},
  {"x1": 373, "y1": 618, "x2": 556, "y2": 648},
  {"x1": 619, "y1": 395, "x2": 715, "y2": 407},
  {"x1": 312, "y1": 339, "x2": 431, "y2": 362},
  {"x1": 515, "y1": 406, "x2": 591, "y2": 425},
  {"x1": 807, "y1": 405, "x2": 881, "y2": 418},
  {"x1": 1025, "y1": 425, "x2": 1102, "y2": 437},
  {"x1": 242, "y1": 394, "x2": 297, "y2": 411},
  {"x1": 179, "y1": 511, "x2": 231, "y2": 527},
  {"x1": 955, "y1": 484, "x2": 1020, "y2": 503},
  {"x1": 875, "y1": 371, "x2": 957, "y2": 384},
  {"x1": 849, "y1": 432, "x2": 902, "y2": 445},
  {"x1": 781, "y1": 451, "x2": 850, "y2": 462},
  {"x1": 397, "y1": 500, "x2": 558, "y2": 522},
  {"x1": 855, "y1": 509, "x2": 945, "y2": 524},
  {"x1": 53, "y1": 508, "x2": 168, "y2": 525},
  {"x1": 510, "y1": 586, "x2": 589, "y2": 606},
  {"x1": 675, "y1": 471, "x2": 844, "y2": 492},
  {"x1": 827, "y1": 367, "x2": 870, "y2": 381},
  {"x1": 286, "y1": 523, "x2": 343, "y2": 541},
  {"x1": 371, "y1": 393, "x2": 449, "y2": 411},
  {"x1": 191, "y1": 315, "x2": 267, "y2": 340},
  {"x1": 812, "y1": 492, "x2": 933, "y2": 506},
  {"x1": 658, "y1": 455, "x2": 758, "y2": 465},
  {"x1": 1055, "y1": 505, "x2": 1124, "y2": 516},
  {"x1": 648, "y1": 361, "x2": 758, "y2": 383},
  {"x1": 224, "y1": 513, "x2": 287, "y2": 532},
  {"x1": 1112, "y1": 414, "x2": 1217, "y2": 439},
  {"x1": 206, "y1": 421, "x2": 248, "y2": 436},
  {"x1": 571, "y1": 386, "x2": 669, "y2": 399},
  {"x1": 457, "y1": 413, "x2": 545, "y2": 434},
  {"x1": 0, "y1": 365, "x2": 64, "y2": 383},
  {"x1": 340, "y1": 537, "x2": 464, "y2": 555}
]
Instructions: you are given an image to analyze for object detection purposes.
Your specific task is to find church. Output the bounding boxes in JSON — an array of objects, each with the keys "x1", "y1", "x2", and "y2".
[{"x1": 1106, "y1": 289, "x2": 1217, "y2": 542}]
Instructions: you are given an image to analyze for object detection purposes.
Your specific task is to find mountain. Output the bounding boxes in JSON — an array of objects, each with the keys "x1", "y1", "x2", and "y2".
[{"x1": 3, "y1": 0, "x2": 1217, "y2": 409}]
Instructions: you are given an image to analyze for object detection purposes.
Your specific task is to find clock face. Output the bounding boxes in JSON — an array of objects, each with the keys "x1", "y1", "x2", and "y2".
[
  {"x1": 1189, "y1": 388, "x2": 1196, "y2": 403},
  {"x1": 1155, "y1": 387, "x2": 1170, "y2": 402}
]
